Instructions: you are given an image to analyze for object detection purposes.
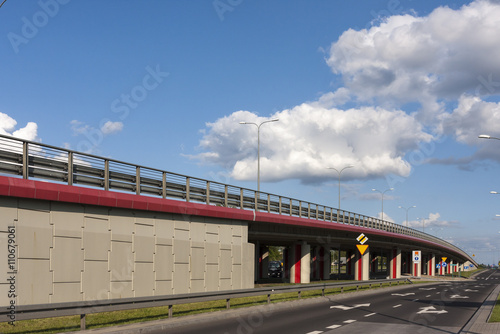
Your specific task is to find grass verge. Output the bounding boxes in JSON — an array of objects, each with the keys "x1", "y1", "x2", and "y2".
[{"x1": 0, "y1": 280, "x2": 420, "y2": 334}]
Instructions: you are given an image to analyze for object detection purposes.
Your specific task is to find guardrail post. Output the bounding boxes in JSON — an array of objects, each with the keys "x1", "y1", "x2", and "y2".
[
  {"x1": 67, "y1": 152, "x2": 73, "y2": 186},
  {"x1": 279, "y1": 197, "x2": 282, "y2": 214},
  {"x1": 162, "y1": 172, "x2": 167, "y2": 198},
  {"x1": 80, "y1": 314, "x2": 86, "y2": 330},
  {"x1": 289, "y1": 199, "x2": 293, "y2": 216},
  {"x1": 22, "y1": 141, "x2": 28, "y2": 179},
  {"x1": 322, "y1": 288, "x2": 325, "y2": 296},
  {"x1": 298, "y1": 291, "x2": 301, "y2": 299},
  {"x1": 308, "y1": 203, "x2": 311, "y2": 219},
  {"x1": 299, "y1": 201, "x2": 302, "y2": 217},
  {"x1": 168, "y1": 305, "x2": 173, "y2": 318},
  {"x1": 224, "y1": 185, "x2": 228, "y2": 207},
  {"x1": 226, "y1": 298, "x2": 230, "y2": 309},
  {"x1": 341, "y1": 287, "x2": 344, "y2": 293},
  {"x1": 104, "y1": 160, "x2": 109, "y2": 191},
  {"x1": 240, "y1": 189, "x2": 244, "y2": 209},
  {"x1": 186, "y1": 177, "x2": 190, "y2": 202},
  {"x1": 206, "y1": 181, "x2": 210, "y2": 205},
  {"x1": 254, "y1": 191, "x2": 258, "y2": 211},
  {"x1": 267, "y1": 294, "x2": 271, "y2": 304},
  {"x1": 136, "y1": 166, "x2": 140, "y2": 195},
  {"x1": 267, "y1": 194, "x2": 271, "y2": 213}
]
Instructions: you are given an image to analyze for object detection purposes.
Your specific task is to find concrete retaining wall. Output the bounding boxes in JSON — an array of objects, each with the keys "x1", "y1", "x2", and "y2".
[{"x1": 0, "y1": 197, "x2": 254, "y2": 306}]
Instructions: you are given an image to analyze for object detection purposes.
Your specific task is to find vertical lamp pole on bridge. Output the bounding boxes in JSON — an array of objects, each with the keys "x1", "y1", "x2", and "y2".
[
  {"x1": 239, "y1": 118, "x2": 279, "y2": 194},
  {"x1": 327, "y1": 165, "x2": 353, "y2": 211},
  {"x1": 372, "y1": 188, "x2": 393, "y2": 222},
  {"x1": 398, "y1": 205, "x2": 416, "y2": 227}
]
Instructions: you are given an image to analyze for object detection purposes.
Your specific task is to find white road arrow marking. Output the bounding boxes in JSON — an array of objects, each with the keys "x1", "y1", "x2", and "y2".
[
  {"x1": 450, "y1": 295, "x2": 469, "y2": 299},
  {"x1": 417, "y1": 306, "x2": 448, "y2": 314},
  {"x1": 330, "y1": 303, "x2": 370, "y2": 310},
  {"x1": 392, "y1": 293, "x2": 415, "y2": 296}
]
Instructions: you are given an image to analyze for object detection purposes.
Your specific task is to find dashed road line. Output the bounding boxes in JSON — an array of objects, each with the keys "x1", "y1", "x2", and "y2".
[
  {"x1": 412, "y1": 299, "x2": 419, "y2": 302},
  {"x1": 327, "y1": 325, "x2": 342, "y2": 329},
  {"x1": 306, "y1": 331, "x2": 323, "y2": 334},
  {"x1": 344, "y1": 319, "x2": 357, "y2": 324},
  {"x1": 393, "y1": 304, "x2": 402, "y2": 308}
]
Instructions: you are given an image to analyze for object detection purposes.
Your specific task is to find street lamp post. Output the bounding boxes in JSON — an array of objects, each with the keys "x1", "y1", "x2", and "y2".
[
  {"x1": 399, "y1": 205, "x2": 416, "y2": 227},
  {"x1": 372, "y1": 188, "x2": 393, "y2": 221},
  {"x1": 327, "y1": 165, "x2": 354, "y2": 210},
  {"x1": 239, "y1": 118, "x2": 279, "y2": 193}
]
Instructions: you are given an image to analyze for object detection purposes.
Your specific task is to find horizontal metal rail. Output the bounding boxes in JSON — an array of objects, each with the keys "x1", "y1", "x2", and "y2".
[
  {"x1": 0, "y1": 278, "x2": 412, "y2": 329},
  {"x1": 0, "y1": 134, "x2": 475, "y2": 264}
]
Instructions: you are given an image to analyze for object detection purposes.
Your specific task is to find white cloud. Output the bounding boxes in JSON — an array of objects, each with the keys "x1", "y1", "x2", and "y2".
[
  {"x1": 100, "y1": 121, "x2": 123, "y2": 135},
  {"x1": 194, "y1": 103, "x2": 432, "y2": 184},
  {"x1": 407, "y1": 212, "x2": 458, "y2": 229},
  {"x1": 0, "y1": 112, "x2": 38, "y2": 141},
  {"x1": 327, "y1": 0, "x2": 500, "y2": 122}
]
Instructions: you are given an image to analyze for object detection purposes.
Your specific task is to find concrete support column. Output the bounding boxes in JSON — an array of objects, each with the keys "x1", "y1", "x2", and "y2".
[
  {"x1": 290, "y1": 242, "x2": 311, "y2": 284},
  {"x1": 258, "y1": 246, "x2": 269, "y2": 279},
  {"x1": 322, "y1": 247, "x2": 331, "y2": 280},
  {"x1": 254, "y1": 241, "x2": 260, "y2": 282},
  {"x1": 389, "y1": 248, "x2": 401, "y2": 279},
  {"x1": 449, "y1": 260, "x2": 454, "y2": 274},
  {"x1": 412, "y1": 258, "x2": 421, "y2": 277},
  {"x1": 428, "y1": 254, "x2": 436, "y2": 276},
  {"x1": 354, "y1": 246, "x2": 369, "y2": 281},
  {"x1": 311, "y1": 246, "x2": 319, "y2": 280}
]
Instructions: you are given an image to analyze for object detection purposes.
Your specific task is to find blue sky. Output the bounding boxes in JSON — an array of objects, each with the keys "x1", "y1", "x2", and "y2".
[{"x1": 2, "y1": 0, "x2": 500, "y2": 265}]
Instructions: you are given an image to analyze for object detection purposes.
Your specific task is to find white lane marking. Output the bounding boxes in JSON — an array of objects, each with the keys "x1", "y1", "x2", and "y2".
[
  {"x1": 330, "y1": 303, "x2": 370, "y2": 310},
  {"x1": 419, "y1": 287, "x2": 436, "y2": 290},
  {"x1": 392, "y1": 293, "x2": 415, "y2": 296},
  {"x1": 393, "y1": 304, "x2": 402, "y2": 308},
  {"x1": 450, "y1": 295, "x2": 469, "y2": 299},
  {"x1": 436, "y1": 292, "x2": 440, "y2": 294},
  {"x1": 412, "y1": 299, "x2": 419, "y2": 302},
  {"x1": 365, "y1": 313, "x2": 376, "y2": 317},
  {"x1": 327, "y1": 325, "x2": 342, "y2": 329},
  {"x1": 417, "y1": 306, "x2": 448, "y2": 314},
  {"x1": 306, "y1": 331, "x2": 323, "y2": 334},
  {"x1": 426, "y1": 295, "x2": 431, "y2": 297},
  {"x1": 344, "y1": 320, "x2": 357, "y2": 324},
  {"x1": 465, "y1": 289, "x2": 478, "y2": 292}
]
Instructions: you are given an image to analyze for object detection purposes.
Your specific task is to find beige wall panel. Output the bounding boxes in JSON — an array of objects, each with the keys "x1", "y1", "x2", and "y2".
[
  {"x1": 84, "y1": 206, "x2": 109, "y2": 220},
  {"x1": 83, "y1": 217, "x2": 110, "y2": 261},
  {"x1": 241, "y1": 224, "x2": 248, "y2": 241},
  {"x1": 51, "y1": 282, "x2": 82, "y2": 303},
  {"x1": 134, "y1": 224, "x2": 155, "y2": 263},
  {"x1": 133, "y1": 263, "x2": 154, "y2": 297},
  {"x1": 190, "y1": 279, "x2": 205, "y2": 293},
  {"x1": 18, "y1": 259, "x2": 51, "y2": 305},
  {"x1": 173, "y1": 231, "x2": 190, "y2": 264},
  {"x1": 0, "y1": 197, "x2": 17, "y2": 231},
  {"x1": 232, "y1": 244, "x2": 242, "y2": 265},
  {"x1": 51, "y1": 236, "x2": 83, "y2": 282},
  {"x1": 190, "y1": 247, "x2": 205, "y2": 280},
  {"x1": 51, "y1": 203, "x2": 84, "y2": 238},
  {"x1": 135, "y1": 212, "x2": 155, "y2": 226},
  {"x1": 219, "y1": 278, "x2": 231, "y2": 291},
  {"x1": 205, "y1": 233, "x2": 219, "y2": 265},
  {"x1": 220, "y1": 249, "x2": 232, "y2": 279},
  {"x1": 174, "y1": 219, "x2": 190, "y2": 231},
  {"x1": 155, "y1": 215, "x2": 174, "y2": 246},
  {"x1": 205, "y1": 222, "x2": 218, "y2": 234},
  {"x1": 0, "y1": 283, "x2": 9, "y2": 306},
  {"x1": 109, "y1": 281, "x2": 133, "y2": 299},
  {"x1": 206, "y1": 264, "x2": 219, "y2": 291},
  {"x1": 241, "y1": 243, "x2": 255, "y2": 289},
  {"x1": 155, "y1": 280, "x2": 173, "y2": 295},
  {"x1": 219, "y1": 225, "x2": 232, "y2": 250},
  {"x1": 109, "y1": 209, "x2": 135, "y2": 242},
  {"x1": 154, "y1": 245, "x2": 173, "y2": 280},
  {"x1": 0, "y1": 233, "x2": 8, "y2": 278},
  {"x1": 82, "y1": 261, "x2": 110, "y2": 301},
  {"x1": 173, "y1": 263, "x2": 190, "y2": 294},
  {"x1": 190, "y1": 222, "x2": 205, "y2": 248},
  {"x1": 17, "y1": 208, "x2": 51, "y2": 259},
  {"x1": 232, "y1": 264, "x2": 242, "y2": 289},
  {"x1": 232, "y1": 224, "x2": 242, "y2": 237},
  {"x1": 18, "y1": 198, "x2": 49, "y2": 211},
  {"x1": 109, "y1": 241, "x2": 134, "y2": 281}
]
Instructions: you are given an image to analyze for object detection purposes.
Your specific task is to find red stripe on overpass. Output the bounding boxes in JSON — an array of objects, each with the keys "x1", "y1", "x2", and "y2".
[{"x1": 0, "y1": 176, "x2": 458, "y2": 255}]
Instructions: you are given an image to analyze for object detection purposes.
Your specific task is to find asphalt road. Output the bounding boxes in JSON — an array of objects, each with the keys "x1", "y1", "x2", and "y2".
[{"x1": 162, "y1": 270, "x2": 499, "y2": 334}]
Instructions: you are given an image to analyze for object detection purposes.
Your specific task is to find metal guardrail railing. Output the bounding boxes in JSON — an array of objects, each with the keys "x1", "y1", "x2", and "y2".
[
  {"x1": 0, "y1": 134, "x2": 475, "y2": 264},
  {"x1": 0, "y1": 278, "x2": 411, "y2": 329}
]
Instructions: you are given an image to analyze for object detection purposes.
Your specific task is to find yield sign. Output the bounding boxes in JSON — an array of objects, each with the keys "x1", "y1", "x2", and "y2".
[
  {"x1": 442, "y1": 257, "x2": 447, "y2": 262},
  {"x1": 356, "y1": 244, "x2": 368, "y2": 255}
]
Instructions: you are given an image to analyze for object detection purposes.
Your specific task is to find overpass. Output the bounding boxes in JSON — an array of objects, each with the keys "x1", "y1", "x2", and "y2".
[{"x1": 0, "y1": 134, "x2": 477, "y2": 306}]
